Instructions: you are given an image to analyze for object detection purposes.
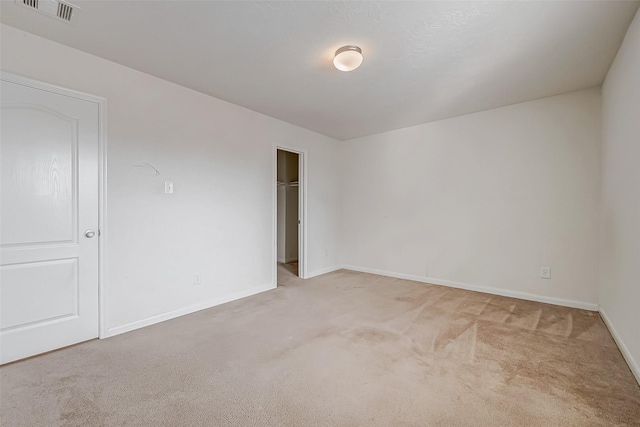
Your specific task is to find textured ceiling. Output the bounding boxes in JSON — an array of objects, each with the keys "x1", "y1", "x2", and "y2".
[{"x1": 1, "y1": 1, "x2": 638, "y2": 140}]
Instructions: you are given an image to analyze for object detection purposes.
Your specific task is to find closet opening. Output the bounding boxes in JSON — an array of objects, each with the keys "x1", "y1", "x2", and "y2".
[{"x1": 276, "y1": 148, "x2": 304, "y2": 284}]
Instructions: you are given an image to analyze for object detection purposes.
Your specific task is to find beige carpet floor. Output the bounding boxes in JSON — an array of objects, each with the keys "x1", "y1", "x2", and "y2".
[{"x1": 1, "y1": 266, "x2": 639, "y2": 426}]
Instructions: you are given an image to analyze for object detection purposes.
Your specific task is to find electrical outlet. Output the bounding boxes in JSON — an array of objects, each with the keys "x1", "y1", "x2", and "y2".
[
  {"x1": 540, "y1": 267, "x2": 551, "y2": 279},
  {"x1": 193, "y1": 272, "x2": 201, "y2": 285}
]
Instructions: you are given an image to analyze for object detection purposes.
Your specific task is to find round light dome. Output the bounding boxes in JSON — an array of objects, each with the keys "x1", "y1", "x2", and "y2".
[{"x1": 333, "y1": 46, "x2": 363, "y2": 72}]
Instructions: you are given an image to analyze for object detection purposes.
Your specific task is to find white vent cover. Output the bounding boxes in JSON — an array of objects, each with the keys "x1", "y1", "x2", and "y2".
[{"x1": 17, "y1": 0, "x2": 78, "y2": 22}]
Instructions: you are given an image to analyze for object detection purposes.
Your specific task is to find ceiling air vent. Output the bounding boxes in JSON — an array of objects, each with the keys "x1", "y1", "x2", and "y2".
[{"x1": 17, "y1": 0, "x2": 79, "y2": 23}]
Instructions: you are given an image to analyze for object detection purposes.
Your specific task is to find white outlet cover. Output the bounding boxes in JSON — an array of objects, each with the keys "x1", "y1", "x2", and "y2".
[
  {"x1": 540, "y1": 267, "x2": 551, "y2": 279},
  {"x1": 193, "y1": 273, "x2": 201, "y2": 285}
]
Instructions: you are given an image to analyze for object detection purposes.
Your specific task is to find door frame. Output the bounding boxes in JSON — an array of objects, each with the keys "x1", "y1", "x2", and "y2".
[
  {"x1": 273, "y1": 145, "x2": 307, "y2": 281},
  {"x1": 1, "y1": 72, "x2": 109, "y2": 339}
]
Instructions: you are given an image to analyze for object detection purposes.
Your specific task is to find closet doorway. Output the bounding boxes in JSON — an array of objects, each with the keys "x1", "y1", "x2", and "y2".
[{"x1": 276, "y1": 148, "x2": 305, "y2": 282}]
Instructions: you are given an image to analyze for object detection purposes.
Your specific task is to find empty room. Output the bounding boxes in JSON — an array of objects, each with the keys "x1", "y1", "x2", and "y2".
[{"x1": 1, "y1": 1, "x2": 639, "y2": 425}]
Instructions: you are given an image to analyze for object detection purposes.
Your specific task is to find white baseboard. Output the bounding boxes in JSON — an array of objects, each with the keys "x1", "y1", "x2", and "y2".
[
  {"x1": 101, "y1": 283, "x2": 276, "y2": 339},
  {"x1": 599, "y1": 308, "x2": 640, "y2": 385},
  {"x1": 341, "y1": 265, "x2": 599, "y2": 311},
  {"x1": 306, "y1": 265, "x2": 342, "y2": 279}
]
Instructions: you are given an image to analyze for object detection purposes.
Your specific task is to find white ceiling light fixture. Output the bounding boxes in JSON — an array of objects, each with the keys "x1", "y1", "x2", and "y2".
[{"x1": 333, "y1": 45, "x2": 363, "y2": 72}]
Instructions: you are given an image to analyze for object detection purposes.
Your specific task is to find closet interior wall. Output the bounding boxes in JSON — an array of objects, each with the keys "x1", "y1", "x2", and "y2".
[{"x1": 277, "y1": 150, "x2": 299, "y2": 264}]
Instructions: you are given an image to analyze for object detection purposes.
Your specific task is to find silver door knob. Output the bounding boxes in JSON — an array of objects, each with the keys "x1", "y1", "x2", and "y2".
[{"x1": 84, "y1": 230, "x2": 96, "y2": 238}]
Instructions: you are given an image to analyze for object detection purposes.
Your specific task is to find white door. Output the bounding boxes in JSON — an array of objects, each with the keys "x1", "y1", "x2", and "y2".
[{"x1": 0, "y1": 78, "x2": 100, "y2": 364}]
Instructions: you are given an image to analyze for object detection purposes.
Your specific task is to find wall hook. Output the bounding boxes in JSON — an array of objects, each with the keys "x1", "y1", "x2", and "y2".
[{"x1": 133, "y1": 162, "x2": 160, "y2": 176}]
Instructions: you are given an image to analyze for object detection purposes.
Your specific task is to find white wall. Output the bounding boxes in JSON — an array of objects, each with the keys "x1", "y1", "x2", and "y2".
[
  {"x1": 285, "y1": 187, "x2": 299, "y2": 263},
  {"x1": 600, "y1": 9, "x2": 640, "y2": 382},
  {"x1": 0, "y1": 24, "x2": 341, "y2": 335},
  {"x1": 340, "y1": 89, "x2": 602, "y2": 308}
]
